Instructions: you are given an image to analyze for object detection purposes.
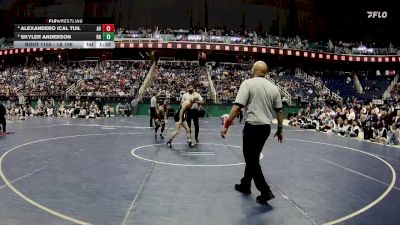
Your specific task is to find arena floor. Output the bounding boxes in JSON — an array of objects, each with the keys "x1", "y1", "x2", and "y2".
[{"x1": 0, "y1": 116, "x2": 399, "y2": 225}]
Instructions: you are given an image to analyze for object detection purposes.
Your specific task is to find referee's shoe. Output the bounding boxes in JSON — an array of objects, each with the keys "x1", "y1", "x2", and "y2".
[
  {"x1": 234, "y1": 184, "x2": 251, "y2": 194},
  {"x1": 256, "y1": 191, "x2": 275, "y2": 204},
  {"x1": 234, "y1": 184, "x2": 275, "y2": 204}
]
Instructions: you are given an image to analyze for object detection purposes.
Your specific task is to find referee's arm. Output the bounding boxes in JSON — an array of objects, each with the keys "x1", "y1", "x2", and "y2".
[
  {"x1": 226, "y1": 104, "x2": 242, "y2": 122},
  {"x1": 275, "y1": 108, "x2": 284, "y2": 127}
]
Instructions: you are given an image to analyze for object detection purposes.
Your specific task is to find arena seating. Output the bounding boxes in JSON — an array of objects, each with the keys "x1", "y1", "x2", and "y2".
[
  {"x1": 0, "y1": 61, "x2": 149, "y2": 98},
  {"x1": 358, "y1": 76, "x2": 392, "y2": 100},
  {"x1": 314, "y1": 71, "x2": 358, "y2": 99},
  {"x1": 211, "y1": 65, "x2": 320, "y2": 103},
  {"x1": 145, "y1": 62, "x2": 211, "y2": 102},
  {"x1": 271, "y1": 72, "x2": 319, "y2": 101},
  {"x1": 210, "y1": 64, "x2": 250, "y2": 103},
  {"x1": 77, "y1": 61, "x2": 149, "y2": 97},
  {"x1": 114, "y1": 27, "x2": 399, "y2": 55}
]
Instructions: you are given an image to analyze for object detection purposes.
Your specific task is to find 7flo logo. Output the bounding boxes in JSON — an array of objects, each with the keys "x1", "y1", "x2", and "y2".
[{"x1": 367, "y1": 11, "x2": 388, "y2": 18}]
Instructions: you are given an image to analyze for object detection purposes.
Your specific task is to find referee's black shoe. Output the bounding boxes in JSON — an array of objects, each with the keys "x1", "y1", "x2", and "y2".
[
  {"x1": 234, "y1": 184, "x2": 251, "y2": 195},
  {"x1": 256, "y1": 191, "x2": 275, "y2": 204}
]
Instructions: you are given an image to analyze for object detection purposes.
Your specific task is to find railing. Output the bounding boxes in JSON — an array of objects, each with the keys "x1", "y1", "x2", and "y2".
[
  {"x1": 206, "y1": 65, "x2": 217, "y2": 103},
  {"x1": 76, "y1": 79, "x2": 84, "y2": 88},
  {"x1": 314, "y1": 78, "x2": 332, "y2": 96},
  {"x1": 295, "y1": 68, "x2": 306, "y2": 79},
  {"x1": 15, "y1": 86, "x2": 23, "y2": 93},
  {"x1": 331, "y1": 92, "x2": 343, "y2": 103},
  {"x1": 136, "y1": 60, "x2": 158, "y2": 101},
  {"x1": 353, "y1": 73, "x2": 363, "y2": 94},
  {"x1": 104, "y1": 60, "x2": 151, "y2": 64},
  {"x1": 302, "y1": 71, "x2": 343, "y2": 102},
  {"x1": 66, "y1": 60, "x2": 98, "y2": 65},
  {"x1": 267, "y1": 73, "x2": 292, "y2": 105},
  {"x1": 114, "y1": 37, "x2": 163, "y2": 43},
  {"x1": 218, "y1": 62, "x2": 249, "y2": 68},
  {"x1": 25, "y1": 75, "x2": 39, "y2": 87},
  {"x1": 304, "y1": 73, "x2": 316, "y2": 83},
  {"x1": 383, "y1": 74, "x2": 400, "y2": 99},
  {"x1": 65, "y1": 84, "x2": 75, "y2": 98},
  {"x1": 113, "y1": 33, "x2": 400, "y2": 56},
  {"x1": 158, "y1": 60, "x2": 199, "y2": 66}
]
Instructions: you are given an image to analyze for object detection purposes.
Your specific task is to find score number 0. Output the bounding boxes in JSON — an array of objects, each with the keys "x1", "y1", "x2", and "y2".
[{"x1": 102, "y1": 24, "x2": 115, "y2": 32}]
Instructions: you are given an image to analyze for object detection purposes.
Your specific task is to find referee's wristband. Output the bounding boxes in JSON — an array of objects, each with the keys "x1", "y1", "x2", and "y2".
[
  {"x1": 277, "y1": 126, "x2": 283, "y2": 133},
  {"x1": 224, "y1": 119, "x2": 233, "y2": 129}
]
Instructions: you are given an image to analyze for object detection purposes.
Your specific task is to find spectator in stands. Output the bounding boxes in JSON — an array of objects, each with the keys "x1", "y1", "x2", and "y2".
[
  {"x1": 124, "y1": 102, "x2": 131, "y2": 117},
  {"x1": 371, "y1": 123, "x2": 387, "y2": 144},
  {"x1": 387, "y1": 122, "x2": 399, "y2": 144}
]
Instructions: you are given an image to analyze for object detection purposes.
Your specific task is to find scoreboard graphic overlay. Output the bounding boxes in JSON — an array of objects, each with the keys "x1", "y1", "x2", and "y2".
[{"x1": 13, "y1": 18, "x2": 115, "y2": 49}]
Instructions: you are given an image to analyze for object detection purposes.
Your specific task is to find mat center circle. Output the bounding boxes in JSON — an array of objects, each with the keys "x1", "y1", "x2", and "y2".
[{"x1": 131, "y1": 143, "x2": 263, "y2": 167}]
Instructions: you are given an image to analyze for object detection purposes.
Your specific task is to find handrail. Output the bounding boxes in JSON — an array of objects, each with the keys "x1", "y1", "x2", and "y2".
[
  {"x1": 136, "y1": 60, "x2": 158, "y2": 101},
  {"x1": 302, "y1": 71, "x2": 343, "y2": 102},
  {"x1": 104, "y1": 60, "x2": 151, "y2": 64},
  {"x1": 383, "y1": 74, "x2": 400, "y2": 99},
  {"x1": 267, "y1": 73, "x2": 292, "y2": 105},
  {"x1": 158, "y1": 60, "x2": 199, "y2": 66},
  {"x1": 353, "y1": 73, "x2": 363, "y2": 94},
  {"x1": 206, "y1": 66, "x2": 217, "y2": 103}
]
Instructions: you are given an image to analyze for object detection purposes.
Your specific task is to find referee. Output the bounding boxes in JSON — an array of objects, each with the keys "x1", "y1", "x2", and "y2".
[
  {"x1": 0, "y1": 102, "x2": 6, "y2": 134},
  {"x1": 221, "y1": 61, "x2": 283, "y2": 205},
  {"x1": 182, "y1": 84, "x2": 204, "y2": 143},
  {"x1": 149, "y1": 92, "x2": 157, "y2": 127}
]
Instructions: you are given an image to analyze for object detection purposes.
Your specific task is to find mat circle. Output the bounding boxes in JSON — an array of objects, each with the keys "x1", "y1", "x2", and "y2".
[{"x1": 131, "y1": 143, "x2": 264, "y2": 167}]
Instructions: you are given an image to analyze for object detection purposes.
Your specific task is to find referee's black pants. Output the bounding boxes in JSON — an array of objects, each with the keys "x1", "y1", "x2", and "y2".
[
  {"x1": 149, "y1": 107, "x2": 156, "y2": 127},
  {"x1": 186, "y1": 109, "x2": 199, "y2": 139},
  {"x1": 240, "y1": 122, "x2": 271, "y2": 193},
  {"x1": 0, "y1": 116, "x2": 6, "y2": 133}
]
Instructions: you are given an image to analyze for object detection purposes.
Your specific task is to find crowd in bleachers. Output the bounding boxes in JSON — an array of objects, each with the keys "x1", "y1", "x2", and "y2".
[
  {"x1": 211, "y1": 65, "x2": 322, "y2": 103},
  {"x1": 357, "y1": 72, "x2": 392, "y2": 100},
  {"x1": 310, "y1": 70, "x2": 395, "y2": 101},
  {"x1": 0, "y1": 63, "x2": 78, "y2": 97},
  {"x1": 289, "y1": 100, "x2": 400, "y2": 145},
  {"x1": 312, "y1": 70, "x2": 357, "y2": 99},
  {"x1": 209, "y1": 64, "x2": 396, "y2": 106},
  {"x1": 0, "y1": 60, "x2": 149, "y2": 98},
  {"x1": 1, "y1": 57, "x2": 399, "y2": 140},
  {"x1": 389, "y1": 83, "x2": 400, "y2": 101},
  {"x1": 270, "y1": 69, "x2": 320, "y2": 102},
  {"x1": 211, "y1": 64, "x2": 250, "y2": 103},
  {"x1": 75, "y1": 61, "x2": 148, "y2": 97},
  {"x1": 145, "y1": 62, "x2": 211, "y2": 102},
  {"x1": 3, "y1": 97, "x2": 135, "y2": 120}
]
